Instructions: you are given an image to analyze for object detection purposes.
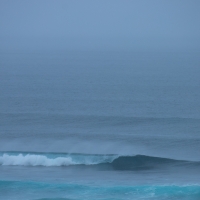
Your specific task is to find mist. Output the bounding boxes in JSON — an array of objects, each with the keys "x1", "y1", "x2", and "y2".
[{"x1": 1, "y1": 0, "x2": 200, "y2": 52}]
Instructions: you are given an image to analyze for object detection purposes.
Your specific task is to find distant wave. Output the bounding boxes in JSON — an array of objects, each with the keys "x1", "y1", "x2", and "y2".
[
  {"x1": 111, "y1": 155, "x2": 199, "y2": 170},
  {"x1": 0, "y1": 153, "x2": 76, "y2": 167},
  {"x1": 0, "y1": 152, "x2": 199, "y2": 170},
  {"x1": 0, "y1": 152, "x2": 116, "y2": 167},
  {"x1": 0, "y1": 152, "x2": 118, "y2": 167}
]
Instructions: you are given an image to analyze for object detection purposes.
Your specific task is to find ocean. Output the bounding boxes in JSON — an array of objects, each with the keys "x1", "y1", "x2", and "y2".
[{"x1": 0, "y1": 50, "x2": 200, "y2": 200}]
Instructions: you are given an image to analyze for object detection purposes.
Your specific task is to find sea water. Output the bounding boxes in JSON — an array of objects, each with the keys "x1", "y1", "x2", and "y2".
[{"x1": 0, "y1": 50, "x2": 200, "y2": 200}]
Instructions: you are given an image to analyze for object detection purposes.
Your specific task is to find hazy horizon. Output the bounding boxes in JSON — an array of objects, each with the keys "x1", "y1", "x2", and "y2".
[{"x1": 1, "y1": 0, "x2": 200, "y2": 52}]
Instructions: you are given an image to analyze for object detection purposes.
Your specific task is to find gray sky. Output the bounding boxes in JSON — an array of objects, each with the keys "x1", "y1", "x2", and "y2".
[{"x1": 1, "y1": 0, "x2": 200, "y2": 51}]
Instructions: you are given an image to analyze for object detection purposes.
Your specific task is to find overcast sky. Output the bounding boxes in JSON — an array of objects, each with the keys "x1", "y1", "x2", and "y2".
[{"x1": 1, "y1": 0, "x2": 200, "y2": 51}]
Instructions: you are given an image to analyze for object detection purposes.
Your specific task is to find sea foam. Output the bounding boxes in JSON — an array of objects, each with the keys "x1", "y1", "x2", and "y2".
[
  {"x1": 0, "y1": 154, "x2": 76, "y2": 166},
  {"x1": 0, "y1": 153, "x2": 115, "y2": 167}
]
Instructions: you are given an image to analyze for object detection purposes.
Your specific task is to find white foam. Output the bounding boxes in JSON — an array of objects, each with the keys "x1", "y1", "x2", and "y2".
[
  {"x1": 0, "y1": 154, "x2": 75, "y2": 166},
  {"x1": 0, "y1": 153, "x2": 116, "y2": 167}
]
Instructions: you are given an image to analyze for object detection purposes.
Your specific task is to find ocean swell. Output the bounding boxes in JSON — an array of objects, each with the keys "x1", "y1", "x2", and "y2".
[{"x1": 0, "y1": 152, "x2": 199, "y2": 170}]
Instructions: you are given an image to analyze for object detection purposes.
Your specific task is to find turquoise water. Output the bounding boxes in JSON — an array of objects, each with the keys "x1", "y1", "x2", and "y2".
[{"x1": 1, "y1": 180, "x2": 200, "y2": 200}]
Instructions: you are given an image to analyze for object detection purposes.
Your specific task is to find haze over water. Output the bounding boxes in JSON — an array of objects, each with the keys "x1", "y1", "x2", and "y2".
[{"x1": 0, "y1": 1, "x2": 200, "y2": 199}]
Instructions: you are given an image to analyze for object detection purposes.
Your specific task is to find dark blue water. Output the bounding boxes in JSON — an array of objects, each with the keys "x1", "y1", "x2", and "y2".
[{"x1": 0, "y1": 50, "x2": 200, "y2": 199}]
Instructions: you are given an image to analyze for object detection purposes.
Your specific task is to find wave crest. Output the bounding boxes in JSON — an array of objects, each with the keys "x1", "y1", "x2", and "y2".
[
  {"x1": 0, "y1": 154, "x2": 76, "y2": 166},
  {"x1": 0, "y1": 153, "x2": 116, "y2": 167},
  {"x1": 0, "y1": 152, "x2": 199, "y2": 169}
]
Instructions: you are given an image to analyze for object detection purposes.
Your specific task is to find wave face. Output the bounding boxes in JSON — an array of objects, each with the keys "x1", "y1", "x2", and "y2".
[{"x1": 0, "y1": 152, "x2": 198, "y2": 170}]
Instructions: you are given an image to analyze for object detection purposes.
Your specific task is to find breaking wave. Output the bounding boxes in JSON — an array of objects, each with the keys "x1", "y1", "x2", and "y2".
[
  {"x1": 0, "y1": 152, "x2": 199, "y2": 170},
  {"x1": 0, "y1": 152, "x2": 116, "y2": 167}
]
